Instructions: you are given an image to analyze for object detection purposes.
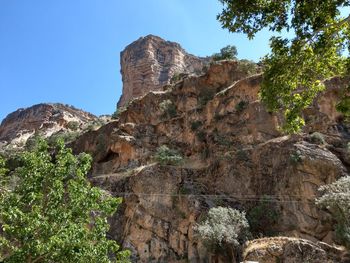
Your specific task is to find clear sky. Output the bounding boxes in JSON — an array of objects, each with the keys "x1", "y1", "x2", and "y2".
[{"x1": 0, "y1": 0, "x2": 274, "y2": 122}]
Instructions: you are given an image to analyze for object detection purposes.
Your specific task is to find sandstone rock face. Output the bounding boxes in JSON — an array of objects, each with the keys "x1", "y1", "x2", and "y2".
[
  {"x1": 0, "y1": 103, "x2": 97, "y2": 149},
  {"x1": 73, "y1": 60, "x2": 350, "y2": 262},
  {"x1": 118, "y1": 35, "x2": 208, "y2": 107}
]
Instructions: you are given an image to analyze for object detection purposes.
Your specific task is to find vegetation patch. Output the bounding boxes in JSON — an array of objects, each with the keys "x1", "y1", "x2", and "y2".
[
  {"x1": 190, "y1": 120, "x2": 203, "y2": 131},
  {"x1": 247, "y1": 197, "x2": 280, "y2": 237},
  {"x1": 198, "y1": 88, "x2": 216, "y2": 107},
  {"x1": 310, "y1": 132, "x2": 326, "y2": 145},
  {"x1": 290, "y1": 150, "x2": 302, "y2": 164},
  {"x1": 316, "y1": 176, "x2": 350, "y2": 249},
  {"x1": 154, "y1": 145, "x2": 183, "y2": 166},
  {"x1": 195, "y1": 206, "x2": 249, "y2": 248},
  {"x1": 67, "y1": 120, "x2": 79, "y2": 131},
  {"x1": 211, "y1": 45, "x2": 237, "y2": 61},
  {"x1": 159, "y1": 99, "x2": 177, "y2": 119},
  {"x1": 235, "y1": 100, "x2": 249, "y2": 113}
]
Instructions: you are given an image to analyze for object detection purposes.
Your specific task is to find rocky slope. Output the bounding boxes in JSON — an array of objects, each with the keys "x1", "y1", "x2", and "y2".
[
  {"x1": 72, "y1": 60, "x2": 350, "y2": 262},
  {"x1": 0, "y1": 103, "x2": 99, "y2": 152},
  {"x1": 118, "y1": 35, "x2": 208, "y2": 107}
]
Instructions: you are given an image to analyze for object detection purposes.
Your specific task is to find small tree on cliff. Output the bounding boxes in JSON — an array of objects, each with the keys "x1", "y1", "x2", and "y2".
[
  {"x1": 316, "y1": 176, "x2": 350, "y2": 249},
  {"x1": 212, "y1": 45, "x2": 238, "y2": 61},
  {"x1": 217, "y1": 0, "x2": 350, "y2": 133},
  {"x1": 0, "y1": 139, "x2": 130, "y2": 263}
]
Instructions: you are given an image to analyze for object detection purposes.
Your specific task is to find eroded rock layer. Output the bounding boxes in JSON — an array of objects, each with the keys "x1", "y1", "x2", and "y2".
[{"x1": 118, "y1": 35, "x2": 208, "y2": 107}]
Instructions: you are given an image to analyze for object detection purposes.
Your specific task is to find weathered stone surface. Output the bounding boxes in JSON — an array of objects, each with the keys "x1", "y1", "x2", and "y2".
[{"x1": 118, "y1": 35, "x2": 208, "y2": 107}]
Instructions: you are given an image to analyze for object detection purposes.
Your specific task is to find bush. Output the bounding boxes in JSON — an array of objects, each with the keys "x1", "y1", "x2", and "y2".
[
  {"x1": 0, "y1": 139, "x2": 130, "y2": 262},
  {"x1": 191, "y1": 121, "x2": 203, "y2": 131},
  {"x1": 290, "y1": 150, "x2": 302, "y2": 164},
  {"x1": 198, "y1": 88, "x2": 216, "y2": 107},
  {"x1": 212, "y1": 45, "x2": 238, "y2": 61},
  {"x1": 159, "y1": 100, "x2": 177, "y2": 119},
  {"x1": 237, "y1": 59, "x2": 260, "y2": 76},
  {"x1": 47, "y1": 131, "x2": 80, "y2": 145},
  {"x1": 316, "y1": 176, "x2": 350, "y2": 249},
  {"x1": 235, "y1": 100, "x2": 249, "y2": 113},
  {"x1": 310, "y1": 132, "x2": 326, "y2": 145},
  {"x1": 67, "y1": 121, "x2": 79, "y2": 131},
  {"x1": 170, "y1": 72, "x2": 187, "y2": 84},
  {"x1": 154, "y1": 145, "x2": 183, "y2": 166},
  {"x1": 247, "y1": 198, "x2": 280, "y2": 237},
  {"x1": 195, "y1": 207, "x2": 249, "y2": 247},
  {"x1": 112, "y1": 106, "x2": 127, "y2": 119}
]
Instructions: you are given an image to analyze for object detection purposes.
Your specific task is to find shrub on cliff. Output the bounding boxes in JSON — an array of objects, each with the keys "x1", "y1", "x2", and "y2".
[
  {"x1": 159, "y1": 100, "x2": 177, "y2": 119},
  {"x1": 0, "y1": 139, "x2": 130, "y2": 262},
  {"x1": 195, "y1": 206, "x2": 249, "y2": 247},
  {"x1": 154, "y1": 145, "x2": 183, "y2": 166},
  {"x1": 316, "y1": 176, "x2": 350, "y2": 249}
]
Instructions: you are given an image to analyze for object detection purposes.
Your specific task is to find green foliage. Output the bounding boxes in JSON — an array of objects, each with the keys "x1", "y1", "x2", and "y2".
[
  {"x1": 47, "y1": 131, "x2": 80, "y2": 145},
  {"x1": 195, "y1": 207, "x2": 249, "y2": 247},
  {"x1": 198, "y1": 88, "x2": 216, "y2": 107},
  {"x1": 212, "y1": 45, "x2": 238, "y2": 61},
  {"x1": 190, "y1": 121, "x2": 203, "y2": 131},
  {"x1": 247, "y1": 198, "x2": 280, "y2": 237},
  {"x1": 0, "y1": 156, "x2": 8, "y2": 179},
  {"x1": 159, "y1": 100, "x2": 177, "y2": 119},
  {"x1": 237, "y1": 59, "x2": 261, "y2": 76},
  {"x1": 170, "y1": 72, "x2": 187, "y2": 84},
  {"x1": 316, "y1": 176, "x2": 350, "y2": 249},
  {"x1": 112, "y1": 102, "x2": 131, "y2": 120},
  {"x1": 310, "y1": 132, "x2": 326, "y2": 145},
  {"x1": 154, "y1": 145, "x2": 183, "y2": 166},
  {"x1": 67, "y1": 121, "x2": 80, "y2": 131},
  {"x1": 25, "y1": 133, "x2": 43, "y2": 151},
  {"x1": 217, "y1": 0, "x2": 350, "y2": 133},
  {"x1": 236, "y1": 149, "x2": 249, "y2": 162},
  {"x1": 235, "y1": 100, "x2": 249, "y2": 113},
  {"x1": 0, "y1": 139, "x2": 130, "y2": 262},
  {"x1": 290, "y1": 150, "x2": 302, "y2": 164},
  {"x1": 196, "y1": 131, "x2": 207, "y2": 142}
]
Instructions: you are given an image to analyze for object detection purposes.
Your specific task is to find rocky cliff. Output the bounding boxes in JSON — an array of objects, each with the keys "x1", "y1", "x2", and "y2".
[
  {"x1": 73, "y1": 60, "x2": 350, "y2": 262},
  {"x1": 0, "y1": 103, "x2": 98, "y2": 151},
  {"x1": 2, "y1": 36, "x2": 350, "y2": 262},
  {"x1": 118, "y1": 35, "x2": 208, "y2": 107}
]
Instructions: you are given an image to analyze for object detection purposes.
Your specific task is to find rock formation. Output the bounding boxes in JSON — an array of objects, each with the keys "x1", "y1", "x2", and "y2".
[
  {"x1": 0, "y1": 103, "x2": 98, "y2": 150},
  {"x1": 118, "y1": 35, "x2": 208, "y2": 107},
  {"x1": 72, "y1": 60, "x2": 350, "y2": 262},
  {"x1": 243, "y1": 237, "x2": 349, "y2": 263},
  {"x1": 2, "y1": 37, "x2": 350, "y2": 262}
]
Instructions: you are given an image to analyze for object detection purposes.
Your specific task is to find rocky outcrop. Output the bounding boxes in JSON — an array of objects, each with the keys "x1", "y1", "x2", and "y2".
[
  {"x1": 72, "y1": 59, "x2": 350, "y2": 262},
  {"x1": 0, "y1": 103, "x2": 98, "y2": 149},
  {"x1": 243, "y1": 237, "x2": 349, "y2": 263},
  {"x1": 118, "y1": 35, "x2": 208, "y2": 107}
]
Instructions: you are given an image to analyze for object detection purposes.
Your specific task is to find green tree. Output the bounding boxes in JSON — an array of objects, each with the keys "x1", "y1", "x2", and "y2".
[
  {"x1": 212, "y1": 45, "x2": 238, "y2": 61},
  {"x1": 217, "y1": 0, "x2": 350, "y2": 132},
  {"x1": 0, "y1": 139, "x2": 130, "y2": 263}
]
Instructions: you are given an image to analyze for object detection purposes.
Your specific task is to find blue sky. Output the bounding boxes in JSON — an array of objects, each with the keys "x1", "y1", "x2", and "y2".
[{"x1": 0, "y1": 0, "x2": 274, "y2": 122}]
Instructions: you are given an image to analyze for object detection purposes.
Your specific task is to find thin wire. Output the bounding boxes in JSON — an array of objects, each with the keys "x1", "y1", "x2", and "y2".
[{"x1": 112, "y1": 192, "x2": 317, "y2": 204}]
